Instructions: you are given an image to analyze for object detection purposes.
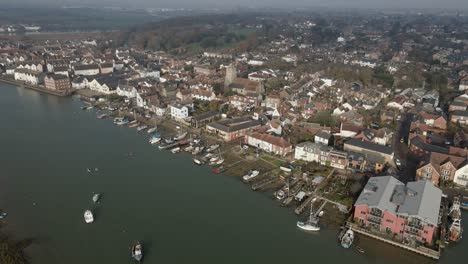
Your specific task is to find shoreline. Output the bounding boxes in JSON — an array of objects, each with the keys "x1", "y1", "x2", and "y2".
[{"x1": 0, "y1": 77, "x2": 72, "y2": 97}]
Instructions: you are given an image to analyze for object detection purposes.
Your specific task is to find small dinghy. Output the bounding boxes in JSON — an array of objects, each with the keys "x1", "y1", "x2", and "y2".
[
  {"x1": 92, "y1": 193, "x2": 101, "y2": 203},
  {"x1": 131, "y1": 241, "x2": 143, "y2": 262}
]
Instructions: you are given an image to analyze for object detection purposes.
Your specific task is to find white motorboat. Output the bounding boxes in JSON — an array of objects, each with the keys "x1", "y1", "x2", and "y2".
[
  {"x1": 0, "y1": 211, "x2": 7, "y2": 219},
  {"x1": 128, "y1": 122, "x2": 139, "y2": 128},
  {"x1": 92, "y1": 193, "x2": 101, "y2": 203},
  {"x1": 171, "y1": 147, "x2": 181, "y2": 154},
  {"x1": 131, "y1": 241, "x2": 143, "y2": 262},
  {"x1": 207, "y1": 144, "x2": 220, "y2": 152},
  {"x1": 184, "y1": 145, "x2": 194, "y2": 152},
  {"x1": 137, "y1": 125, "x2": 148, "y2": 132},
  {"x1": 209, "y1": 156, "x2": 219, "y2": 163},
  {"x1": 193, "y1": 158, "x2": 203, "y2": 165},
  {"x1": 147, "y1": 127, "x2": 157, "y2": 134},
  {"x1": 340, "y1": 229, "x2": 354, "y2": 248},
  {"x1": 114, "y1": 117, "x2": 129, "y2": 125},
  {"x1": 242, "y1": 170, "x2": 260, "y2": 181},
  {"x1": 97, "y1": 113, "x2": 109, "y2": 119},
  {"x1": 84, "y1": 210, "x2": 94, "y2": 224},
  {"x1": 174, "y1": 131, "x2": 187, "y2": 141},
  {"x1": 215, "y1": 158, "x2": 224, "y2": 165},
  {"x1": 297, "y1": 199, "x2": 320, "y2": 232},
  {"x1": 149, "y1": 135, "x2": 162, "y2": 145},
  {"x1": 276, "y1": 189, "x2": 286, "y2": 200}
]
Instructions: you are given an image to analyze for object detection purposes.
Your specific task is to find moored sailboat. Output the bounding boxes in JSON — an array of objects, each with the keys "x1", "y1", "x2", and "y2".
[{"x1": 297, "y1": 199, "x2": 320, "y2": 232}]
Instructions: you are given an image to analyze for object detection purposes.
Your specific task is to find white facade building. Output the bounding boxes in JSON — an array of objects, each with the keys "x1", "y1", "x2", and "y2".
[{"x1": 170, "y1": 104, "x2": 189, "y2": 120}]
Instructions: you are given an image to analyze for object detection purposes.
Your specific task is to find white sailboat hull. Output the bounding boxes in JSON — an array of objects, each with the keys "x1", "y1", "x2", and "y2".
[{"x1": 297, "y1": 221, "x2": 320, "y2": 231}]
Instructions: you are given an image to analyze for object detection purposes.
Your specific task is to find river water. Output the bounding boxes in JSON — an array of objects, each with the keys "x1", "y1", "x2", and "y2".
[{"x1": 0, "y1": 83, "x2": 466, "y2": 264}]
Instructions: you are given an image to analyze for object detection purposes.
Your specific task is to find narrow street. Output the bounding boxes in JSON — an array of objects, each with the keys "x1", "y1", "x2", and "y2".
[{"x1": 392, "y1": 112, "x2": 417, "y2": 183}]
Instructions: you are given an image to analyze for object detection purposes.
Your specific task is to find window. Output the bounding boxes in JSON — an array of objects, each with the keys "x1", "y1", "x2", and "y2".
[{"x1": 386, "y1": 219, "x2": 394, "y2": 223}]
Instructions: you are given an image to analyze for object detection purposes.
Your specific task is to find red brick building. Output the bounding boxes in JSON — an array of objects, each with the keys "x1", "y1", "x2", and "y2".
[{"x1": 44, "y1": 74, "x2": 71, "y2": 91}]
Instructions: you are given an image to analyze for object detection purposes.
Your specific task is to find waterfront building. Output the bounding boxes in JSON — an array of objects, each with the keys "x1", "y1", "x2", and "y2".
[
  {"x1": 116, "y1": 84, "x2": 137, "y2": 98},
  {"x1": 170, "y1": 104, "x2": 189, "y2": 121},
  {"x1": 14, "y1": 68, "x2": 42, "y2": 85},
  {"x1": 44, "y1": 74, "x2": 70, "y2": 91},
  {"x1": 206, "y1": 117, "x2": 261, "y2": 142},
  {"x1": 245, "y1": 132, "x2": 292, "y2": 156},
  {"x1": 354, "y1": 176, "x2": 442, "y2": 245},
  {"x1": 294, "y1": 141, "x2": 331, "y2": 163}
]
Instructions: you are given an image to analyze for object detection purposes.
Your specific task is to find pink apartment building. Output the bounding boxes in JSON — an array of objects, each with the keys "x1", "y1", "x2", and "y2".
[{"x1": 354, "y1": 176, "x2": 442, "y2": 245}]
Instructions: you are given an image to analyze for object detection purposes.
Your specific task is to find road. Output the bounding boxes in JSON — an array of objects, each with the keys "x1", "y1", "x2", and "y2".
[{"x1": 392, "y1": 112, "x2": 417, "y2": 183}]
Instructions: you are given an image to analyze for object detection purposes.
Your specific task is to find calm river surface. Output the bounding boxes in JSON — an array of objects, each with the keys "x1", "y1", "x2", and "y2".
[{"x1": 0, "y1": 83, "x2": 466, "y2": 264}]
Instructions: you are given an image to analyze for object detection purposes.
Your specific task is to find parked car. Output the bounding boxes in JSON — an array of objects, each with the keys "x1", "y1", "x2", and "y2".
[{"x1": 395, "y1": 158, "x2": 402, "y2": 169}]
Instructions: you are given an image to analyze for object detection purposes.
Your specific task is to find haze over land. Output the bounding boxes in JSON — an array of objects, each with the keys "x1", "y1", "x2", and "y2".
[{"x1": 2, "y1": 0, "x2": 468, "y2": 9}]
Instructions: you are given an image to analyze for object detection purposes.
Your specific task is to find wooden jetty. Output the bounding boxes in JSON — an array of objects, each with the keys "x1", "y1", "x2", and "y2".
[
  {"x1": 251, "y1": 176, "x2": 279, "y2": 191},
  {"x1": 295, "y1": 195, "x2": 315, "y2": 215}
]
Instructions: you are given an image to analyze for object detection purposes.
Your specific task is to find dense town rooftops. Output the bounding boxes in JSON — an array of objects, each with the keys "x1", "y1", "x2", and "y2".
[{"x1": 345, "y1": 138, "x2": 393, "y2": 155}]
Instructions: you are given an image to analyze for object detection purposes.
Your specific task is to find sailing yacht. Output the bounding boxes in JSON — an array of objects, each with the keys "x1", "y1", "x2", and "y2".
[{"x1": 297, "y1": 200, "x2": 320, "y2": 231}]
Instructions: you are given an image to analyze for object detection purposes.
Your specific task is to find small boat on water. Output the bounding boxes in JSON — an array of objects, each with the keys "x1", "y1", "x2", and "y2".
[
  {"x1": 128, "y1": 122, "x2": 139, "y2": 128},
  {"x1": 84, "y1": 210, "x2": 94, "y2": 224},
  {"x1": 149, "y1": 134, "x2": 162, "y2": 145},
  {"x1": 297, "y1": 199, "x2": 320, "y2": 232},
  {"x1": 0, "y1": 211, "x2": 7, "y2": 219},
  {"x1": 171, "y1": 147, "x2": 181, "y2": 154},
  {"x1": 207, "y1": 144, "x2": 220, "y2": 152},
  {"x1": 147, "y1": 127, "x2": 157, "y2": 134},
  {"x1": 449, "y1": 219, "x2": 463, "y2": 242},
  {"x1": 340, "y1": 228, "x2": 354, "y2": 248},
  {"x1": 192, "y1": 146, "x2": 204, "y2": 155},
  {"x1": 97, "y1": 113, "x2": 109, "y2": 119},
  {"x1": 184, "y1": 145, "x2": 194, "y2": 152},
  {"x1": 355, "y1": 246, "x2": 365, "y2": 254},
  {"x1": 92, "y1": 193, "x2": 101, "y2": 203},
  {"x1": 193, "y1": 158, "x2": 203, "y2": 165},
  {"x1": 242, "y1": 170, "x2": 260, "y2": 181},
  {"x1": 276, "y1": 189, "x2": 286, "y2": 200},
  {"x1": 174, "y1": 131, "x2": 187, "y2": 141},
  {"x1": 114, "y1": 117, "x2": 129, "y2": 125},
  {"x1": 131, "y1": 241, "x2": 143, "y2": 262},
  {"x1": 215, "y1": 158, "x2": 224, "y2": 165},
  {"x1": 87, "y1": 168, "x2": 91, "y2": 173},
  {"x1": 129, "y1": 120, "x2": 138, "y2": 125},
  {"x1": 137, "y1": 125, "x2": 148, "y2": 132},
  {"x1": 209, "y1": 156, "x2": 219, "y2": 163}
]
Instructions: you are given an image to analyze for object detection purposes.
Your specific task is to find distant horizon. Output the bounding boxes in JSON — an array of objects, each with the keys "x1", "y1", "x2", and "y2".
[{"x1": 1, "y1": 0, "x2": 468, "y2": 11}]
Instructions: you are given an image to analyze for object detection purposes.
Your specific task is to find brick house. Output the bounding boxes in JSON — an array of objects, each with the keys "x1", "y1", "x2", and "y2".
[
  {"x1": 416, "y1": 152, "x2": 467, "y2": 186},
  {"x1": 418, "y1": 111, "x2": 447, "y2": 129},
  {"x1": 44, "y1": 74, "x2": 70, "y2": 91},
  {"x1": 354, "y1": 176, "x2": 442, "y2": 245}
]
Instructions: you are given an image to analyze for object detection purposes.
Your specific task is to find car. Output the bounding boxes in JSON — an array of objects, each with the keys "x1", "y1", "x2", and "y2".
[
  {"x1": 395, "y1": 159, "x2": 402, "y2": 168},
  {"x1": 400, "y1": 138, "x2": 404, "y2": 143}
]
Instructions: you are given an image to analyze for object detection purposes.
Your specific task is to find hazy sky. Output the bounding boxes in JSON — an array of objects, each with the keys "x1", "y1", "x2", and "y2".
[{"x1": 2, "y1": 0, "x2": 468, "y2": 9}]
